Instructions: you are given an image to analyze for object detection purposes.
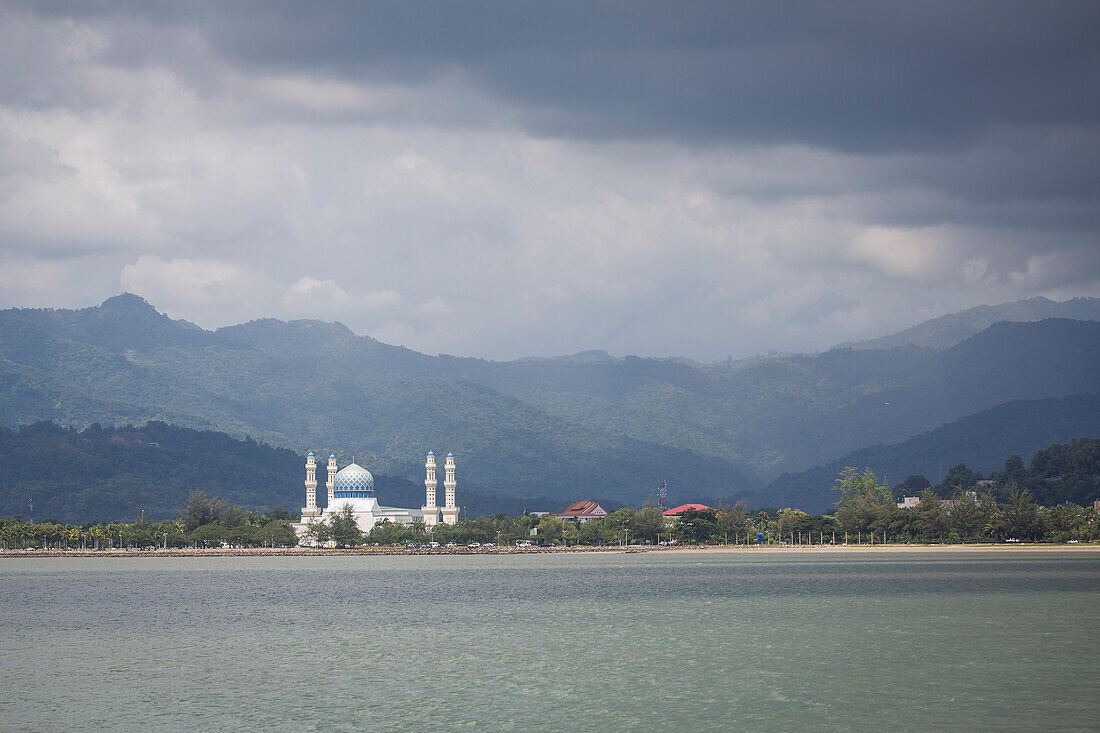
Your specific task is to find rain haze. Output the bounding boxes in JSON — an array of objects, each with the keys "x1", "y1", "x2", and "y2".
[{"x1": 1, "y1": 1, "x2": 1098, "y2": 360}]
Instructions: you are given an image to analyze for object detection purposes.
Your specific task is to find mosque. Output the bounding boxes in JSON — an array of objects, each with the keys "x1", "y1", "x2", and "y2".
[{"x1": 292, "y1": 451, "x2": 459, "y2": 544}]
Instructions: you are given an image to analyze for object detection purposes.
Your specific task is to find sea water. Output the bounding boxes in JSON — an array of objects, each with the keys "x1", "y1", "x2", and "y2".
[{"x1": 2, "y1": 551, "x2": 1098, "y2": 731}]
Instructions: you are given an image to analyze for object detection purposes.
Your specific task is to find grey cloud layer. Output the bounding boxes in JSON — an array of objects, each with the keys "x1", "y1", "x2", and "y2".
[
  {"x1": 35, "y1": 1, "x2": 1098, "y2": 148},
  {"x1": 1, "y1": 2, "x2": 1098, "y2": 359}
]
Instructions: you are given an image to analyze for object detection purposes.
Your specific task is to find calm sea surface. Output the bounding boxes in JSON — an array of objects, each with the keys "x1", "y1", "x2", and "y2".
[{"x1": 2, "y1": 550, "x2": 1098, "y2": 732}]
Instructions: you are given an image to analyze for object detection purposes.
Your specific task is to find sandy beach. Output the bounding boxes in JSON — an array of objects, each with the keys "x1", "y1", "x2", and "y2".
[{"x1": 2, "y1": 543, "x2": 1097, "y2": 559}]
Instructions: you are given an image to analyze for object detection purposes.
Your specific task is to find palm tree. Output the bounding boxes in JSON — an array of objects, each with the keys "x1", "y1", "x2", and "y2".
[{"x1": 1001, "y1": 484, "x2": 1043, "y2": 541}]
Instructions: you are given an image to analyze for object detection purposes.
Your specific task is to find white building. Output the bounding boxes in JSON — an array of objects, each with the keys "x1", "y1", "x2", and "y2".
[{"x1": 293, "y1": 450, "x2": 459, "y2": 544}]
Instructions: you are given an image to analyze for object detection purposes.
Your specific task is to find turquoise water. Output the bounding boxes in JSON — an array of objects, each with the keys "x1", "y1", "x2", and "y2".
[{"x1": 2, "y1": 551, "x2": 1098, "y2": 731}]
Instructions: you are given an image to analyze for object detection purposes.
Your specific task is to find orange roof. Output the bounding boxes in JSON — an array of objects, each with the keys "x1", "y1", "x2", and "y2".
[
  {"x1": 662, "y1": 503, "x2": 714, "y2": 516},
  {"x1": 555, "y1": 500, "x2": 608, "y2": 518}
]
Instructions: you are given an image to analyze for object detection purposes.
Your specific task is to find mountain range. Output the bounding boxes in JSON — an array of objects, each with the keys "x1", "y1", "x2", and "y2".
[{"x1": 1, "y1": 294, "x2": 1097, "y2": 510}]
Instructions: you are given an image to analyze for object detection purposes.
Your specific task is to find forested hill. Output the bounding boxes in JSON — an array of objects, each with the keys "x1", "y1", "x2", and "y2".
[
  {"x1": 757, "y1": 393, "x2": 1100, "y2": 512},
  {"x1": 1, "y1": 294, "x2": 1098, "y2": 505},
  {"x1": 0, "y1": 422, "x2": 303, "y2": 523},
  {"x1": 0, "y1": 422, "x2": 584, "y2": 525}
]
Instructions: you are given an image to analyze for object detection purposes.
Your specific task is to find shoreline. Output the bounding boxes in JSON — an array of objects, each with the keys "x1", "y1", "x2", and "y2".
[{"x1": 1, "y1": 543, "x2": 1097, "y2": 559}]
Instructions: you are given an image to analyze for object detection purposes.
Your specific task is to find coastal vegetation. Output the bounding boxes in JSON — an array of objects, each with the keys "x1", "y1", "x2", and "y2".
[
  {"x1": 0, "y1": 489, "x2": 297, "y2": 550},
  {"x1": 4, "y1": 463, "x2": 1096, "y2": 550}
]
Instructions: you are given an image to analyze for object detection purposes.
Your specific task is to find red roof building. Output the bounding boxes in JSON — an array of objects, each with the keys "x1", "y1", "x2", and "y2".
[
  {"x1": 554, "y1": 500, "x2": 609, "y2": 523},
  {"x1": 662, "y1": 503, "x2": 714, "y2": 517}
]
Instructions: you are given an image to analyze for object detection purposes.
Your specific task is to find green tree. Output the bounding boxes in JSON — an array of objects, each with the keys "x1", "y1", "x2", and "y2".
[
  {"x1": 776, "y1": 508, "x2": 806, "y2": 540},
  {"x1": 912, "y1": 488, "x2": 948, "y2": 541},
  {"x1": 999, "y1": 484, "x2": 1043, "y2": 541},
  {"x1": 632, "y1": 507, "x2": 666, "y2": 544},
  {"x1": 1002, "y1": 454, "x2": 1026, "y2": 484},
  {"x1": 946, "y1": 488, "x2": 984, "y2": 542},
  {"x1": 368, "y1": 519, "x2": 408, "y2": 545},
  {"x1": 256, "y1": 520, "x2": 298, "y2": 547},
  {"x1": 219, "y1": 505, "x2": 249, "y2": 530},
  {"x1": 190, "y1": 523, "x2": 227, "y2": 547},
  {"x1": 715, "y1": 504, "x2": 749, "y2": 543},
  {"x1": 537, "y1": 516, "x2": 563, "y2": 543},
  {"x1": 835, "y1": 467, "x2": 893, "y2": 505},
  {"x1": 182, "y1": 491, "x2": 224, "y2": 531},
  {"x1": 675, "y1": 508, "x2": 719, "y2": 543},
  {"x1": 834, "y1": 467, "x2": 893, "y2": 535},
  {"x1": 306, "y1": 505, "x2": 363, "y2": 547},
  {"x1": 892, "y1": 474, "x2": 931, "y2": 502},
  {"x1": 939, "y1": 463, "x2": 980, "y2": 492}
]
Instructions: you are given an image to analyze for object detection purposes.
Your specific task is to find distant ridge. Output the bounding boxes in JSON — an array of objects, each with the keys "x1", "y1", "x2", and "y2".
[
  {"x1": 755, "y1": 392, "x2": 1100, "y2": 513},
  {"x1": 842, "y1": 296, "x2": 1100, "y2": 351},
  {"x1": 516, "y1": 350, "x2": 618, "y2": 364}
]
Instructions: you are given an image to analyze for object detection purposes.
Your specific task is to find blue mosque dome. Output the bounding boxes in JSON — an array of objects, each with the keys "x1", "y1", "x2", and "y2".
[
  {"x1": 333, "y1": 463, "x2": 374, "y2": 494},
  {"x1": 307, "y1": 451, "x2": 314, "y2": 457}
]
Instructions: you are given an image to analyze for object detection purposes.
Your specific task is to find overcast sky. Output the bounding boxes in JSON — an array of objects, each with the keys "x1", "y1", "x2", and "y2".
[{"x1": 1, "y1": 1, "x2": 1098, "y2": 360}]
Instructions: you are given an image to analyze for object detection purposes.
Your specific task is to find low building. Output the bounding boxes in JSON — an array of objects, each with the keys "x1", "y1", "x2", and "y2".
[
  {"x1": 554, "y1": 500, "x2": 608, "y2": 523},
  {"x1": 898, "y1": 496, "x2": 921, "y2": 509},
  {"x1": 662, "y1": 503, "x2": 714, "y2": 517}
]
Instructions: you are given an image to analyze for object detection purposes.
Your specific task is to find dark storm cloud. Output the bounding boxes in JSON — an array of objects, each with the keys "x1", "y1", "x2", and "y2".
[
  {"x1": 2, "y1": 1, "x2": 1098, "y2": 359},
  {"x1": 20, "y1": 1, "x2": 1099, "y2": 152}
]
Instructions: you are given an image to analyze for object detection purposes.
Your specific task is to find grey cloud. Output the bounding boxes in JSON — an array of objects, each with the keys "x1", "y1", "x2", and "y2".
[
  {"x1": 1, "y1": 1, "x2": 1098, "y2": 361},
  {"x1": 19, "y1": 1, "x2": 1099, "y2": 151},
  {"x1": 0, "y1": 132, "x2": 73, "y2": 196}
]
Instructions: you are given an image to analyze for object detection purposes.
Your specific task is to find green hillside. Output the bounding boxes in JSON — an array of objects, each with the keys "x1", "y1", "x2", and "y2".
[
  {"x1": 0, "y1": 421, "x2": 303, "y2": 523},
  {"x1": 0, "y1": 421, "x2": 570, "y2": 525},
  {"x1": 1, "y1": 294, "x2": 1098, "y2": 504},
  {"x1": 758, "y1": 393, "x2": 1100, "y2": 512}
]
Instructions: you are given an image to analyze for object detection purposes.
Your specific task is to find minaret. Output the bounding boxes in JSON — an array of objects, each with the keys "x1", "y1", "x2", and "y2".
[
  {"x1": 421, "y1": 451, "x2": 440, "y2": 527},
  {"x1": 302, "y1": 452, "x2": 320, "y2": 517},
  {"x1": 327, "y1": 453, "x2": 337, "y2": 508},
  {"x1": 440, "y1": 452, "x2": 459, "y2": 525}
]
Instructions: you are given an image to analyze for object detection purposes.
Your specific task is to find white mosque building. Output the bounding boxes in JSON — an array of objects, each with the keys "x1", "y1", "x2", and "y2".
[{"x1": 292, "y1": 450, "x2": 459, "y2": 543}]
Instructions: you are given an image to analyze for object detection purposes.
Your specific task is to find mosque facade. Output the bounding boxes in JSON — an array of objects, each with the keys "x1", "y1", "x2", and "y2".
[{"x1": 292, "y1": 451, "x2": 459, "y2": 544}]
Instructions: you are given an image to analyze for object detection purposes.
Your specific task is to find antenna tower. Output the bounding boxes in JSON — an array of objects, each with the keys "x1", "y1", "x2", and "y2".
[{"x1": 657, "y1": 479, "x2": 667, "y2": 510}]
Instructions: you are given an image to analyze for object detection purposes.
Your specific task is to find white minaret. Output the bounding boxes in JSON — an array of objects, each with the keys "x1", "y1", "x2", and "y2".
[
  {"x1": 303, "y1": 452, "x2": 320, "y2": 516},
  {"x1": 421, "y1": 451, "x2": 440, "y2": 527},
  {"x1": 326, "y1": 453, "x2": 337, "y2": 508},
  {"x1": 440, "y1": 452, "x2": 459, "y2": 525}
]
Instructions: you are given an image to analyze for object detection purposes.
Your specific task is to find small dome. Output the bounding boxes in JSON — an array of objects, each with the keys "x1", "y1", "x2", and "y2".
[
  {"x1": 447, "y1": 452, "x2": 453, "y2": 458},
  {"x1": 427, "y1": 450, "x2": 434, "y2": 455},
  {"x1": 307, "y1": 451, "x2": 314, "y2": 457},
  {"x1": 333, "y1": 463, "x2": 374, "y2": 493},
  {"x1": 329, "y1": 453, "x2": 336, "y2": 460}
]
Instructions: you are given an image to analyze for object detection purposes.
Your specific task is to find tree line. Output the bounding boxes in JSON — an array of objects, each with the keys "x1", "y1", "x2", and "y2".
[
  {"x1": 828, "y1": 467, "x2": 1096, "y2": 543},
  {"x1": 300, "y1": 467, "x2": 1099, "y2": 547},
  {"x1": 0, "y1": 490, "x2": 297, "y2": 550},
  {"x1": 3, "y1": 461, "x2": 1097, "y2": 550}
]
